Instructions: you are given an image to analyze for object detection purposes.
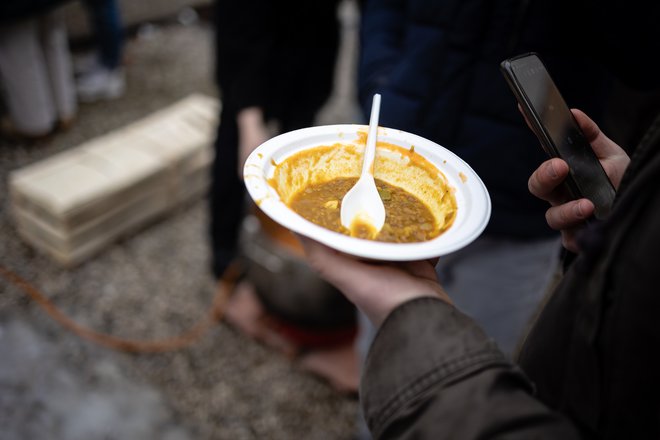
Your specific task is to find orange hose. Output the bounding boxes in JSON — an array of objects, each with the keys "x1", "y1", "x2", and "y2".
[{"x1": 0, "y1": 262, "x2": 240, "y2": 353}]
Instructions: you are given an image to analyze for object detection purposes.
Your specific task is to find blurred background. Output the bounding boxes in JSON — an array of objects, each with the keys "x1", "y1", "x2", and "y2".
[{"x1": 0, "y1": 0, "x2": 363, "y2": 438}]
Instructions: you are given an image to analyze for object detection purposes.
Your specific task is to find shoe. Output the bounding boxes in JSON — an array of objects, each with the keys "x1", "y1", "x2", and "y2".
[
  {"x1": 76, "y1": 67, "x2": 126, "y2": 103},
  {"x1": 72, "y1": 51, "x2": 101, "y2": 77},
  {"x1": 0, "y1": 116, "x2": 54, "y2": 144},
  {"x1": 56, "y1": 115, "x2": 76, "y2": 132}
]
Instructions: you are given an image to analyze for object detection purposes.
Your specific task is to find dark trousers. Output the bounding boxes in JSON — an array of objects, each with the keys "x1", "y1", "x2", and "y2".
[
  {"x1": 208, "y1": 108, "x2": 318, "y2": 279},
  {"x1": 83, "y1": 0, "x2": 123, "y2": 69}
]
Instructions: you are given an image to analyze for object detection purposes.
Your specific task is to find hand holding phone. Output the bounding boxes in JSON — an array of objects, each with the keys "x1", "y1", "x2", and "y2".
[
  {"x1": 500, "y1": 53, "x2": 616, "y2": 219},
  {"x1": 529, "y1": 108, "x2": 632, "y2": 251}
]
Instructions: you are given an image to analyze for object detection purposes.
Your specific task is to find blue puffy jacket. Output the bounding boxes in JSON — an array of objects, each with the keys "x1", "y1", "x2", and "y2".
[{"x1": 359, "y1": 0, "x2": 623, "y2": 238}]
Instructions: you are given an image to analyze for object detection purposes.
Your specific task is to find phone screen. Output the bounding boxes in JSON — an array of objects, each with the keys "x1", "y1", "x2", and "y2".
[{"x1": 501, "y1": 53, "x2": 615, "y2": 219}]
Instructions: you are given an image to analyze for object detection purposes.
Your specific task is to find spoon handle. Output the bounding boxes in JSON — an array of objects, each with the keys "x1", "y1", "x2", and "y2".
[{"x1": 362, "y1": 93, "x2": 381, "y2": 176}]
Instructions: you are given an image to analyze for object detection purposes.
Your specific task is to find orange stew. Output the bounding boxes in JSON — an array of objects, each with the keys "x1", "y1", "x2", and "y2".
[{"x1": 288, "y1": 177, "x2": 438, "y2": 242}]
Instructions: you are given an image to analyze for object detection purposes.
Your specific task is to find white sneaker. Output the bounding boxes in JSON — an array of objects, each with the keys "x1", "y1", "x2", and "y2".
[
  {"x1": 76, "y1": 67, "x2": 126, "y2": 103},
  {"x1": 73, "y1": 51, "x2": 101, "y2": 77}
]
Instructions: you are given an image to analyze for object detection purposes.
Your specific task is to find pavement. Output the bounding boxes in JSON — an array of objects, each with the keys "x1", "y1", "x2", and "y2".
[{"x1": 0, "y1": 2, "x2": 364, "y2": 439}]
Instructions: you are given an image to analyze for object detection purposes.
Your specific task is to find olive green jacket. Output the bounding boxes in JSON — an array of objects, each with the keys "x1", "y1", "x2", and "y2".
[{"x1": 361, "y1": 115, "x2": 660, "y2": 439}]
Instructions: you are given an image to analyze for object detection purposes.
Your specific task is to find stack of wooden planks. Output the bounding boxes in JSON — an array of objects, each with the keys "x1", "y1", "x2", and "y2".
[{"x1": 9, "y1": 94, "x2": 219, "y2": 266}]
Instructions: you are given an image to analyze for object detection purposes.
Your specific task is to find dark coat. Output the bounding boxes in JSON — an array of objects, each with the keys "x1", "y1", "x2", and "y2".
[
  {"x1": 210, "y1": 0, "x2": 341, "y2": 278},
  {"x1": 0, "y1": 0, "x2": 70, "y2": 22},
  {"x1": 517, "y1": 114, "x2": 660, "y2": 437},
  {"x1": 358, "y1": 0, "x2": 652, "y2": 238},
  {"x1": 214, "y1": 0, "x2": 340, "y2": 121},
  {"x1": 360, "y1": 114, "x2": 660, "y2": 438}
]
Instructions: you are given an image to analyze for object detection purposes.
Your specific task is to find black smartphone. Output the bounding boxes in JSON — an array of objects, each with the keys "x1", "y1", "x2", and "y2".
[{"x1": 500, "y1": 52, "x2": 615, "y2": 219}]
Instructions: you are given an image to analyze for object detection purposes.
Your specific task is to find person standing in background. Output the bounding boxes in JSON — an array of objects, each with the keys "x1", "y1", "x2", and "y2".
[
  {"x1": 0, "y1": 4, "x2": 77, "y2": 140},
  {"x1": 75, "y1": 0, "x2": 125, "y2": 102},
  {"x1": 210, "y1": 0, "x2": 340, "y2": 281},
  {"x1": 357, "y1": 0, "x2": 659, "y2": 356},
  {"x1": 210, "y1": 0, "x2": 363, "y2": 392}
]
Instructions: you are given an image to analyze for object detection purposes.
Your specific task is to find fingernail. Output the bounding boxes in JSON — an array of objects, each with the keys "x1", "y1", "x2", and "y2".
[
  {"x1": 574, "y1": 202, "x2": 584, "y2": 218},
  {"x1": 574, "y1": 200, "x2": 590, "y2": 219},
  {"x1": 547, "y1": 161, "x2": 558, "y2": 179}
]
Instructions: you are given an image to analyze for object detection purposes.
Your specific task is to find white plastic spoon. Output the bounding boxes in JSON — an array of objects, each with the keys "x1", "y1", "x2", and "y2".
[{"x1": 340, "y1": 93, "x2": 385, "y2": 237}]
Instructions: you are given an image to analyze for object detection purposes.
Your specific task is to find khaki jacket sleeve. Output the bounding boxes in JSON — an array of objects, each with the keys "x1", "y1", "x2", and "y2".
[{"x1": 361, "y1": 297, "x2": 581, "y2": 439}]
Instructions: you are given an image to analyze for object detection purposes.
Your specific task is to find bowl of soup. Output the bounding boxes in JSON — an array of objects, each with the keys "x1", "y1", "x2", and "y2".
[{"x1": 243, "y1": 125, "x2": 490, "y2": 261}]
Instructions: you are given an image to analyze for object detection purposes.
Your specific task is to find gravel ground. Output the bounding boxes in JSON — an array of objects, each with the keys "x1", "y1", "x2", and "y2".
[{"x1": 1, "y1": 8, "x2": 362, "y2": 440}]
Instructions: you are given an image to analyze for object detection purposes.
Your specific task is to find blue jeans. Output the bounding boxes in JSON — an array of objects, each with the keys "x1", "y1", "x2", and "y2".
[
  {"x1": 435, "y1": 235, "x2": 561, "y2": 357},
  {"x1": 84, "y1": 0, "x2": 123, "y2": 69},
  {"x1": 356, "y1": 234, "x2": 562, "y2": 363}
]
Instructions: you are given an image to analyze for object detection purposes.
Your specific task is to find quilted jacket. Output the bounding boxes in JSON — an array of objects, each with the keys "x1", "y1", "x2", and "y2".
[{"x1": 358, "y1": 0, "x2": 654, "y2": 238}]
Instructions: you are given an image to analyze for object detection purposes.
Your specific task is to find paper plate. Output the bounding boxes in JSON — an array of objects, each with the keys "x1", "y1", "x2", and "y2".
[{"x1": 243, "y1": 125, "x2": 490, "y2": 261}]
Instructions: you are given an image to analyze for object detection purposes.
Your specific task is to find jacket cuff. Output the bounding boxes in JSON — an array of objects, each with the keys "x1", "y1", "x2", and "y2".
[{"x1": 361, "y1": 297, "x2": 508, "y2": 436}]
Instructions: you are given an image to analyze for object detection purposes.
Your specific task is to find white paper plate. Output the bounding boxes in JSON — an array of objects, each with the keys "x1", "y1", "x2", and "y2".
[{"x1": 243, "y1": 124, "x2": 490, "y2": 261}]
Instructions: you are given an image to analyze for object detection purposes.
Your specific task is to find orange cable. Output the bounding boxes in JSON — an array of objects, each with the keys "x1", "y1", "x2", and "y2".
[{"x1": 0, "y1": 262, "x2": 241, "y2": 353}]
